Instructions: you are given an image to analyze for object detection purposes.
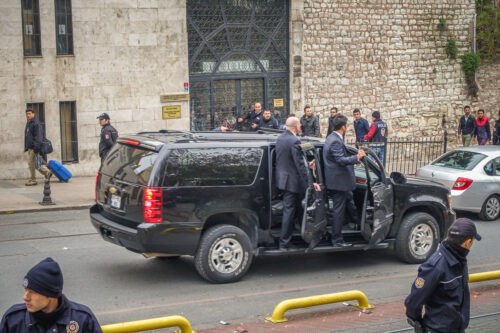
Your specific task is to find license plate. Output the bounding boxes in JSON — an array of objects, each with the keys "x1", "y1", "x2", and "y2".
[{"x1": 110, "y1": 195, "x2": 121, "y2": 209}]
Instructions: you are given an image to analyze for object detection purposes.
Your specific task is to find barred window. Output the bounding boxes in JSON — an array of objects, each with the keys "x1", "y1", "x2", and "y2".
[
  {"x1": 55, "y1": 0, "x2": 73, "y2": 55},
  {"x1": 59, "y1": 101, "x2": 78, "y2": 163},
  {"x1": 21, "y1": 0, "x2": 42, "y2": 56}
]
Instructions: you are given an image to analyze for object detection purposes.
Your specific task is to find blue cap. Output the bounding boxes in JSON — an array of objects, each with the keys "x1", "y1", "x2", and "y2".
[
  {"x1": 23, "y1": 257, "x2": 63, "y2": 298},
  {"x1": 448, "y1": 218, "x2": 482, "y2": 241}
]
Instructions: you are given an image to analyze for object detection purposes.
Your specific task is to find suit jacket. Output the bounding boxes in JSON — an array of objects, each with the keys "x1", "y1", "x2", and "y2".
[
  {"x1": 323, "y1": 132, "x2": 359, "y2": 191},
  {"x1": 276, "y1": 130, "x2": 308, "y2": 194}
]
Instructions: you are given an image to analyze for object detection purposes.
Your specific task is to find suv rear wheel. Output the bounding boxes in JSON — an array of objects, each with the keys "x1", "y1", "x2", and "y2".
[
  {"x1": 195, "y1": 225, "x2": 253, "y2": 283},
  {"x1": 395, "y1": 212, "x2": 439, "y2": 264}
]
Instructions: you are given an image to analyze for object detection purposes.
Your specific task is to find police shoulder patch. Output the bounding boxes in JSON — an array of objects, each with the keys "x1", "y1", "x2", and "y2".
[
  {"x1": 415, "y1": 277, "x2": 425, "y2": 288},
  {"x1": 66, "y1": 320, "x2": 79, "y2": 333}
]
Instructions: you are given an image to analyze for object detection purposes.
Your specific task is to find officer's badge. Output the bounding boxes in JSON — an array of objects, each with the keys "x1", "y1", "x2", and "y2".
[
  {"x1": 66, "y1": 320, "x2": 79, "y2": 333},
  {"x1": 415, "y1": 277, "x2": 425, "y2": 288},
  {"x1": 23, "y1": 278, "x2": 29, "y2": 288}
]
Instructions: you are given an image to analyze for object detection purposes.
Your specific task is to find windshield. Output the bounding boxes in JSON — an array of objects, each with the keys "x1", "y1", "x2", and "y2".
[{"x1": 432, "y1": 150, "x2": 486, "y2": 170}]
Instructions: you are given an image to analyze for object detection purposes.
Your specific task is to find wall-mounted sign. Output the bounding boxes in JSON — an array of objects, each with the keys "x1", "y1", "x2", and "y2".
[
  {"x1": 160, "y1": 94, "x2": 189, "y2": 103},
  {"x1": 58, "y1": 24, "x2": 66, "y2": 35},
  {"x1": 273, "y1": 98, "x2": 284, "y2": 107},
  {"x1": 184, "y1": 82, "x2": 189, "y2": 92},
  {"x1": 162, "y1": 105, "x2": 181, "y2": 119},
  {"x1": 26, "y1": 25, "x2": 33, "y2": 35}
]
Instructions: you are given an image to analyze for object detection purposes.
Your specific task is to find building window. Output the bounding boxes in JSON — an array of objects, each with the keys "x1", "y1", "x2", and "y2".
[
  {"x1": 21, "y1": 0, "x2": 42, "y2": 56},
  {"x1": 59, "y1": 101, "x2": 78, "y2": 163},
  {"x1": 26, "y1": 103, "x2": 45, "y2": 135},
  {"x1": 55, "y1": 0, "x2": 73, "y2": 55}
]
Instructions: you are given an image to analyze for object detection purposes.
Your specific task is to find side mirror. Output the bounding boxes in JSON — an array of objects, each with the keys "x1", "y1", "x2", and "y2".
[{"x1": 390, "y1": 171, "x2": 407, "y2": 184}]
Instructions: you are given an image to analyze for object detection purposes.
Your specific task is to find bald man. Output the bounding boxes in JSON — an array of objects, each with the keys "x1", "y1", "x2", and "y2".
[{"x1": 275, "y1": 117, "x2": 309, "y2": 250}]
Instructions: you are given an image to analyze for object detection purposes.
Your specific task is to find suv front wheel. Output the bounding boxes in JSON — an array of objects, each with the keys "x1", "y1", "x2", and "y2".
[
  {"x1": 395, "y1": 212, "x2": 439, "y2": 264},
  {"x1": 195, "y1": 225, "x2": 253, "y2": 283}
]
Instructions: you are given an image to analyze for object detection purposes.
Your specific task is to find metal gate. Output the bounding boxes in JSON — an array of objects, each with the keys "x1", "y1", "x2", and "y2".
[{"x1": 187, "y1": 0, "x2": 289, "y2": 130}]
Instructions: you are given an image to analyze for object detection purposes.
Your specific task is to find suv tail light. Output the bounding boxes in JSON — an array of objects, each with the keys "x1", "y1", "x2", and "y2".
[
  {"x1": 452, "y1": 177, "x2": 473, "y2": 191},
  {"x1": 144, "y1": 187, "x2": 163, "y2": 223},
  {"x1": 95, "y1": 172, "x2": 100, "y2": 202}
]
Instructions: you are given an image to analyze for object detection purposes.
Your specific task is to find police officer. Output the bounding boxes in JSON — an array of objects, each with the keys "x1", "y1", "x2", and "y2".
[
  {"x1": 364, "y1": 110, "x2": 388, "y2": 164},
  {"x1": 97, "y1": 113, "x2": 118, "y2": 162},
  {"x1": 0, "y1": 257, "x2": 102, "y2": 333},
  {"x1": 405, "y1": 218, "x2": 481, "y2": 333}
]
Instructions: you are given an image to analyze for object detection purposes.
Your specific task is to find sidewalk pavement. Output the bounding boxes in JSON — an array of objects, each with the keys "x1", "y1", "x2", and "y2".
[
  {"x1": 198, "y1": 284, "x2": 500, "y2": 332},
  {"x1": 0, "y1": 176, "x2": 95, "y2": 214}
]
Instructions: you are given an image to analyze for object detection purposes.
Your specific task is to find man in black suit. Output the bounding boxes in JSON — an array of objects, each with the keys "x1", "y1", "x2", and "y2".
[
  {"x1": 323, "y1": 114, "x2": 365, "y2": 247},
  {"x1": 275, "y1": 117, "x2": 320, "y2": 249}
]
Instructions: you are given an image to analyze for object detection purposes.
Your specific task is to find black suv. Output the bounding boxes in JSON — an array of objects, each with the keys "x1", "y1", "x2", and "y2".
[{"x1": 90, "y1": 130, "x2": 455, "y2": 283}]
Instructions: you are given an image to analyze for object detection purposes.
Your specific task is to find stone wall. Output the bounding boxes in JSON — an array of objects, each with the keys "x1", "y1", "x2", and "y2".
[
  {"x1": 300, "y1": 0, "x2": 477, "y2": 142},
  {"x1": 0, "y1": 0, "x2": 189, "y2": 180}
]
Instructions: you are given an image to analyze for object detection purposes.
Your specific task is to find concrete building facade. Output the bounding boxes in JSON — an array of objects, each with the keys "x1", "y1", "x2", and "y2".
[{"x1": 0, "y1": 0, "x2": 498, "y2": 180}]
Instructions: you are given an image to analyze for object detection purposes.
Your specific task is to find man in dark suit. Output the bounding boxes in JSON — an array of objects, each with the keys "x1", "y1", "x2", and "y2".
[
  {"x1": 275, "y1": 117, "x2": 320, "y2": 249},
  {"x1": 323, "y1": 114, "x2": 365, "y2": 247}
]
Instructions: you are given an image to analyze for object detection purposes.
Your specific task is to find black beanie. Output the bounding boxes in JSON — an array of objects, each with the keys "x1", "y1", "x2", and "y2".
[{"x1": 23, "y1": 257, "x2": 63, "y2": 298}]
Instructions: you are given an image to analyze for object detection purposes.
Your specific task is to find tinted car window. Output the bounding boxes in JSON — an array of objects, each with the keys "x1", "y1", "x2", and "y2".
[
  {"x1": 354, "y1": 161, "x2": 380, "y2": 185},
  {"x1": 484, "y1": 157, "x2": 500, "y2": 176},
  {"x1": 164, "y1": 148, "x2": 263, "y2": 186},
  {"x1": 101, "y1": 143, "x2": 158, "y2": 185},
  {"x1": 432, "y1": 151, "x2": 486, "y2": 170}
]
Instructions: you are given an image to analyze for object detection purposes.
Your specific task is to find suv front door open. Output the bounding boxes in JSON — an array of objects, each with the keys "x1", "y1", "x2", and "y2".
[{"x1": 300, "y1": 143, "x2": 327, "y2": 249}]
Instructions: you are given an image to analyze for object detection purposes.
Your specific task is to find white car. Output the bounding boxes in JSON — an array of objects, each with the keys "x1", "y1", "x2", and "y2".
[{"x1": 416, "y1": 146, "x2": 500, "y2": 220}]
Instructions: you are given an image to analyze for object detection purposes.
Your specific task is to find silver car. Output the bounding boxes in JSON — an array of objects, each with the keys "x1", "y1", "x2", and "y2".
[{"x1": 416, "y1": 146, "x2": 500, "y2": 220}]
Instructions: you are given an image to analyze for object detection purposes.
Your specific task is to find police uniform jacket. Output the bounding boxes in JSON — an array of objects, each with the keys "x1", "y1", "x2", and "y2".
[
  {"x1": 0, "y1": 294, "x2": 102, "y2": 333},
  {"x1": 405, "y1": 243, "x2": 470, "y2": 333},
  {"x1": 99, "y1": 123, "x2": 118, "y2": 159},
  {"x1": 275, "y1": 130, "x2": 308, "y2": 194},
  {"x1": 323, "y1": 132, "x2": 358, "y2": 192},
  {"x1": 24, "y1": 117, "x2": 44, "y2": 153}
]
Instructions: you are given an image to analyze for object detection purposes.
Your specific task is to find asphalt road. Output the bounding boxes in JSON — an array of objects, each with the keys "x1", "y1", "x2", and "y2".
[{"x1": 0, "y1": 209, "x2": 499, "y2": 330}]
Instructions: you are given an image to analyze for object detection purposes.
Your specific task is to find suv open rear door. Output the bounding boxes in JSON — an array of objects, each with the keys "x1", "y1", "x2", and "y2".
[{"x1": 299, "y1": 143, "x2": 327, "y2": 249}]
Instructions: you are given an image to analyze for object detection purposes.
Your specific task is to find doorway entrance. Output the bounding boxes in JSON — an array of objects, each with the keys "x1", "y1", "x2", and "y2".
[{"x1": 187, "y1": 0, "x2": 289, "y2": 131}]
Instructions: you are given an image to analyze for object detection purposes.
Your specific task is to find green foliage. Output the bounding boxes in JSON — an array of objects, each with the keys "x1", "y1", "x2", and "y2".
[
  {"x1": 476, "y1": 0, "x2": 500, "y2": 60},
  {"x1": 437, "y1": 18, "x2": 447, "y2": 31},
  {"x1": 461, "y1": 52, "x2": 480, "y2": 96},
  {"x1": 432, "y1": 67, "x2": 438, "y2": 74},
  {"x1": 445, "y1": 39, "x2": 457, "y2": 59}
]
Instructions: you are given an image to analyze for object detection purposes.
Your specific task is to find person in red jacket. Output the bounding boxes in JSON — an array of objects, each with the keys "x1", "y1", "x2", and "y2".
[{"x1": 474, "y1": 109, "x2": 491, "y2": 145}]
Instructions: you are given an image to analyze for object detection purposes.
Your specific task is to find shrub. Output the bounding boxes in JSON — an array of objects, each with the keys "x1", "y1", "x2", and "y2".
[{"x1": 445, "y1": 39, "x2": 457, "y2": 59}]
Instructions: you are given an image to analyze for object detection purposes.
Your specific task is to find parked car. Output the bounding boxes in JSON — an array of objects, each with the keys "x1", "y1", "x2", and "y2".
[
  {"x1": 416, "y1": 146, "x2": 500, "y2": 221},
  {"x1": 90, "y1": 130, "x2": 454, "y2": 283}
]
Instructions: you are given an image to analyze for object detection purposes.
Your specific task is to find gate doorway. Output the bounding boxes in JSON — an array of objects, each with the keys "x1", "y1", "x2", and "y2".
[{"x1": 187, "y1": 0, "x2": 289, "y2": 131}]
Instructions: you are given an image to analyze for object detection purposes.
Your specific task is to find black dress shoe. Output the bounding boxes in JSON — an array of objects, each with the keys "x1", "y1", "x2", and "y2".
[{"x1": 332, "y1": 241, "x2": 352, "y2": 248}]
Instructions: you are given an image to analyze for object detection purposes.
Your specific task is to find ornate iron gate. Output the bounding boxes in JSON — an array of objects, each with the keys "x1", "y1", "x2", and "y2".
[{"x1": 187, "y1": 0, "x2": 289, "y2": 130}]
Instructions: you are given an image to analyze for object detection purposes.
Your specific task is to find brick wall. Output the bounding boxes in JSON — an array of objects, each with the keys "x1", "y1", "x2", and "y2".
[{"x1": 301, "y1": 0, "x2": 478, "y2": 141}]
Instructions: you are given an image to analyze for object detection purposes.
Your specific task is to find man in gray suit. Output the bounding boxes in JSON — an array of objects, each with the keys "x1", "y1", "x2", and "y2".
[{"x1": 323, "y1": 114, "x2": 365, "y2": 247}]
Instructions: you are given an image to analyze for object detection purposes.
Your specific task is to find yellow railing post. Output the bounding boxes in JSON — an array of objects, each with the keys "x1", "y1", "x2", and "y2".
[
  {"x1": 265, "y1": 289, "x2": 374, "y2": 323},
  {"x1": 468, "y1": 270, "x2": 500, "y2": 283},
  {"x1": 101, "y1": 315, "x2": 195, "y2": 333}
]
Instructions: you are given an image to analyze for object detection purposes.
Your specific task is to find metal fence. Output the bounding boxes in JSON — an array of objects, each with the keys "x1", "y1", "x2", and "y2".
[{"x1": 346, "y1": 134, "x2": 448, "y2": 175}]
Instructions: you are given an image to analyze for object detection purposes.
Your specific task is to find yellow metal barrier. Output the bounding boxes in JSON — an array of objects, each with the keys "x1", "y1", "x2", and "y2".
[
  {"x1": 469, "y1": 270, "x2": 500, "y2": 283},
  {"x1": 101, "y1": 315, "x2": 195, "y2": 333},
  {"x1": 265, "y1": 289, "x2": 374, "y2": 323}
]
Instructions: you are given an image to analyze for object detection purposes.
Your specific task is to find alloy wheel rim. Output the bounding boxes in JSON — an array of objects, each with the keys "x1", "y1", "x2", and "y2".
[
  {"x1": 410, "y1": 223, "x2": 434, "y2": 256},
  {"x1": 210, "y1": 237, "x2": 243, "y2": 274},
  {"x1": 486, "y1": 197, "x2": 500, "y2": 219}
]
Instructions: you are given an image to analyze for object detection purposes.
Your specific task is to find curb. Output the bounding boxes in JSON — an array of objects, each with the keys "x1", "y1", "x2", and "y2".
[{"x1": 1, "y1": 203, "x2": 92, "y2": 214}]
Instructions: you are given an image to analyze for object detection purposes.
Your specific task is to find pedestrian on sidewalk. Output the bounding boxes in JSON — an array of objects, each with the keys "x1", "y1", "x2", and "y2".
[
  {"x1": 364, "y1": 111, "x2": 388, "y2": 164},
  {"x1": 494, "y1": 110, "x2": 500, "y2": 145},
  {"x1": 474, "y1": 109, "x2": 491, "y2": 145},
  {"x1": 457, "y1": 105, "x2": 475, "y2": 147},
  {"x1": 327, "y1": 107, "x2": 338, "y2": 136},
  {"x1": 24, "y1": 109, "x2": 51, "y2": 186},
  {"x1": 0, "y1": 257, "x2": 102, "y2": 333},
  {"x1": 353, "y1": 108, "x2": 370, "y2": 143},
  {"x1": 405, "y1": 217, "x2": 481, "y2": 333},
  {"x1": 300, "y1": 105, "x2": 320, "y2": 137},
  {"x1": 97, "y1": 113, "x2": 118, "y2": 163}
]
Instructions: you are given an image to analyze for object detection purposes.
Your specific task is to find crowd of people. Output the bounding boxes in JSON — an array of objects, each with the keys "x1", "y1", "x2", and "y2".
[{"x1": 458, "y1": 105, "x2": 500, "y2": 146}]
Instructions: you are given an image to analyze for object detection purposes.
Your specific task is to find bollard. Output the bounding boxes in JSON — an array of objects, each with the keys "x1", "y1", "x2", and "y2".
[
  {"x1": 468, "y1": 270, "x2": 500, "y2": 283},
  {"x1": 266, "y1": 290, "x2": 374, "y2": 323},
  {"x1": 101, "y1": 315, "x2": 195, "y2": 333},
  {"x1": 39, "y1": 179, "x2": 55, "y2": 206}
]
